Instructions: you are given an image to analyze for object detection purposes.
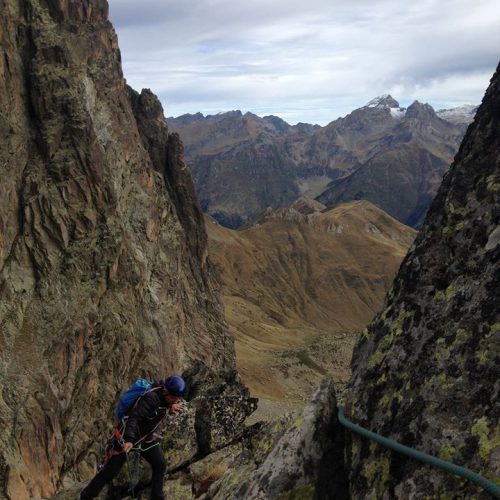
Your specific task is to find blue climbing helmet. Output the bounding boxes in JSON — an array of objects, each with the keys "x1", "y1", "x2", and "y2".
[{"x1": 164, "y1": 375, "x2": 186, "y2": 397}]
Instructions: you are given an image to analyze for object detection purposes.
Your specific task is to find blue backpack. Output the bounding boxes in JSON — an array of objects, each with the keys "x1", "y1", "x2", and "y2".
[{"x1": 116, "y1": 379, "x2": 155, "y2": 421}]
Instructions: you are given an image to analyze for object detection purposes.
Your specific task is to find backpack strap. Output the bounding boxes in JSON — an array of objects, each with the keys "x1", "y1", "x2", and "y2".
[{"x1": 122, "y1": 386, "x2": 162, "y2": 422}]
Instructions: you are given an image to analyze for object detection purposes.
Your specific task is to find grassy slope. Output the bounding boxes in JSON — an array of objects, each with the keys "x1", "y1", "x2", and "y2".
[{"x1": 206, "y1": 199, "x2": 415, "y2": 403}]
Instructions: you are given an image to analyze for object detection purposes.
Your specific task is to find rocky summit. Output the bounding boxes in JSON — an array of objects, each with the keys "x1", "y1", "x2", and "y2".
[
  {"x1": 170, "y1": 97, "x2": 470, "y2": 229},
  {"x1": 0, "y1": 0, "x2": 233, "y2": 497}
]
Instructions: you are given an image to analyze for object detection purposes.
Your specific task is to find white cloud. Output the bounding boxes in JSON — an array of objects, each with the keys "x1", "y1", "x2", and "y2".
[{"x1": 109, "y1": 0, "x2": 500, "y2": 124}]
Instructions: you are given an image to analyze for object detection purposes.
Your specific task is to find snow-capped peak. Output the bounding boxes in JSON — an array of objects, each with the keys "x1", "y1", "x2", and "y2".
[
  {"x1": 436, "y1": 104, "x2": 478, "y2": 125},
  {"x1": 363, "y1": 95, "x2": 406, "y2": 119},
  {"x1": 365, "y1": 94, "x2": 400, "y2": 109}
]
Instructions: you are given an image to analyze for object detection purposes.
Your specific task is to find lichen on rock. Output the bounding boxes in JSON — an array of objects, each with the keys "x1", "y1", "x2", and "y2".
[
  {"x1": 0, "y1": 0, "x2": 233, "y2": 497},
  {"x1": 348, "y1": 63, "x2": 500, "y2": 498},
  {"x1": 204, "y1": 379, "x2": 349, "y2": 500}
]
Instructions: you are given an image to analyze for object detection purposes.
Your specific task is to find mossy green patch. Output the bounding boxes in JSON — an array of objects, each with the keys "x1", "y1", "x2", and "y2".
[
  {"x1": 477, "y1": 323, "x2": 500, "y2": 365},
  {"x1": 367, "y1": 349, "x2": 386, "y2": 369},
  {"x1": 442, "y1": 226, "x2": 452, "y2": 237},
  {"x1": 293, "y1": 415, "x2": 305, "y2": 429},
  {"x1": 278, "y1": 482, "x2": 315, "y2": 500},
  {"x1": 477, "y1": 350, "x2": 488, "y2": 365},
  {"x1": 434, "y1": 349, "x2": 444, "y2": 363},
  {"x1": 484, "y1": 470, "x2": 500, "y2": 485},
  {"x1": 471, "y1": 417, "x2": 500, "y2": 462},
  {"x1": 488, "y1": 323, "x2": 500, "y2": 335},
  {"x1": 378, "y1": 335, "x2": 393, "y2": 352},
  {"x1": 486, "y1": 175, "x2": 500, "y2": 191},
  {"x1": 435, "y1": 284, "x2": 455, "y2": 301},
  {"x1": 454, "y1": 206, "x2": 469, "y2": 218},
  {"x1": 380, "y1": 306, "x2": 392, "y2": 321},
  {"x1": 439, "y1": 444, "x2": 463, "y2": 461},
  {"x1": 452, "y1": 329, "x2": 470, "y2": 348},
  {"x1": 257, "y1": 434, "x2": 275, "y2": 456},
  {"x1": 436, "y1": 373, "x2": 454, "y2": 390},
  {"x1": 379, "y1": 393, "x2": 391, "y2": 408},
  {"x1": 364, "y1": 457, "x2": 390, "y2": 497},
  {"x1": 392, "y1": 310, "x2": 414, "y2": 336},
  {"x1": 445, "y1": 201, "x2": 469, "y2": 235},
  {"x1": 361, "y1": 327, "x2": 370, "y2": 340},
  {"x1": 368, "y1": 310, "x2": 415, "y2": 368},
  {"x1": 445, "y1": 284, "x2": 455, "y2": 300},
  {"x1": 368, "y1": 310, "x2": 416, "y2": 369}
]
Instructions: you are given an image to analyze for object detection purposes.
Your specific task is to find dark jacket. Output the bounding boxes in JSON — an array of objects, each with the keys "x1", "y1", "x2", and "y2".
[{"x1": 122, "y1": 389, "x2": 168, "y2": 444}]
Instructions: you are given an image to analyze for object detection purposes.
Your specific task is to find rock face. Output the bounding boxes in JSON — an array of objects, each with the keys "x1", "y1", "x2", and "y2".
[
  {"x1": 0, "y1": 1, "x2": 233, "y2": 498},
  {"x1": 182, "y1": 361, "x2": 258, "y2": 455},
  {"x1": 205, "y1": 379, "x2": 349, "y2": 500},
  {"x1": 87, "y1": 363, "x2": 257, "y2": 500},
  {"x1": 170, "y1": 98, "x2": 469, "y2": 229},
  {"x1": 348, "y1": 64, "x2": 500, "y2": 497}
]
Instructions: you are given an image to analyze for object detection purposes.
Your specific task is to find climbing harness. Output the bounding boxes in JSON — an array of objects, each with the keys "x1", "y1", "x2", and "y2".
[
  {"x1": 338, "y1": 406, "x2": 500, "y2": 498},
  {"x1": 97, "y1": 402, "x2": 167, "y2": 472}
]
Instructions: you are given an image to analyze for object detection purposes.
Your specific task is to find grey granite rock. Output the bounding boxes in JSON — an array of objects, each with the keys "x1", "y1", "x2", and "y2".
[{"x1": 205, "y1": 379, "x2": 349, "y2": 500}]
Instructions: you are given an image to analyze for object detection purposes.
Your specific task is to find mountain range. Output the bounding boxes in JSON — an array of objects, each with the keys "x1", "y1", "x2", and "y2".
[
  {"x1": 170, "y1": 97, "x2": 475, "y2": 229},
  {"x1": 205, "y1": 63, "x2": 499, "y2": 499},
  {"x1": 1, "y1": 1, "x2": 498, "y2": 498}
]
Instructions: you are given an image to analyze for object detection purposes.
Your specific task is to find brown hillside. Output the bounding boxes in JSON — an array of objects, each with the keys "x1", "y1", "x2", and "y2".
[{"x1": 206, "y1": 199, "x2": 416, "y2": 403}]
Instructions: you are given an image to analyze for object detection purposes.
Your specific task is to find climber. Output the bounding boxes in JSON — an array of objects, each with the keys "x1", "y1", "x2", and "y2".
[{"x1": 80, "y1": 375, "x2": 186, "y2": 500}]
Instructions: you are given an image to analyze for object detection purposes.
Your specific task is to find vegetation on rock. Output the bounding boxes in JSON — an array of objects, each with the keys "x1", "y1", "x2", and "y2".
[
  {"x1": 348, "y1": 63, "x2": 500, "y2": 498},
  {"x1": 0, "y1": 1, "x2": 233, "y2": 497}
]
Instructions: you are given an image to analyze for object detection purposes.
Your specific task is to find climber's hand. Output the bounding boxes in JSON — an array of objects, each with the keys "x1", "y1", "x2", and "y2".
[
  {"x1": 169, "y1": 403, "x2": 183, "y2": 415},
  {"x1": 123, "y1": 442, "x2": 133, "y2": 453}
]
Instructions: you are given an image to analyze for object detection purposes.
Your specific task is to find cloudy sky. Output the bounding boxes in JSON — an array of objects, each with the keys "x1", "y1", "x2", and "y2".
[{"x1": 109, "y1": 0, "x2": 500, "y2": 125}]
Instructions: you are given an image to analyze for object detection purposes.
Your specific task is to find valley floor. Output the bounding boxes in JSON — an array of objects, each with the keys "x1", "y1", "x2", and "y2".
[{"x1": 237, "y1": 329, "x2": 359, "y2": 416}]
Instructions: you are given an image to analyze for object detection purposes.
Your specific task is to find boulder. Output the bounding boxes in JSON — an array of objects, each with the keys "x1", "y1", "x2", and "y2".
[{"x1": 205, "y1": 379, "x2": 349, "y2": 499}]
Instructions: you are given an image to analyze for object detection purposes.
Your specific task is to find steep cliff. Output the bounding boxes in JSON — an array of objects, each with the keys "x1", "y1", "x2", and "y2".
[
  {"x1": 348, "y1": 64, "x2": 500, "y2": 497},
  {"x1": 0, "y1": 0, "x2": 233, "y2": 498}
]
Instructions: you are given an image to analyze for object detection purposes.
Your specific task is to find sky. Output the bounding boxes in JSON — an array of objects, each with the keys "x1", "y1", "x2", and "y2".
[{"x1": 109, "y1": 0, "x2": 500, "y2": 125}]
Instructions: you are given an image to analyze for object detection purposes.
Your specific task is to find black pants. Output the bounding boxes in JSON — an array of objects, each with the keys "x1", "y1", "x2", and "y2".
[{"x1": 80, "y1": 442, "x2": 166, "y2": 499}]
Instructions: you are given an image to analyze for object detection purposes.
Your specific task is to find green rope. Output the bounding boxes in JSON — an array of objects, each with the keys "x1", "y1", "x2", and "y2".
[
  {"x1": 125, "y1": 449, "x2": 141, "y2": 498},
  {"x1": 338, "y1": 406, "x2": 500, "y2": 498}
]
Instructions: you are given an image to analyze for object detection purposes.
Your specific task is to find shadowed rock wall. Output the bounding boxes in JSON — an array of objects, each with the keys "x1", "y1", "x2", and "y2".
[
  {"x1": 348, "y1": 63, "x2": 500, "y2": 498},
  {"x1": 0, "y1": 0, "x2": 233, "y2": 497}
]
